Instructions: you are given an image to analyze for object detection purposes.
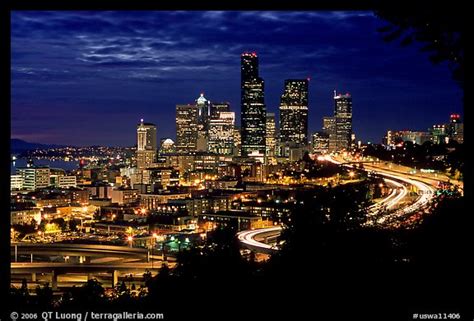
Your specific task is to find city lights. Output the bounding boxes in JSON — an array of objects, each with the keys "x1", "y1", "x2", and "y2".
[{"x1": 9, "y1": 10, "x2": 463, "y2": 316}]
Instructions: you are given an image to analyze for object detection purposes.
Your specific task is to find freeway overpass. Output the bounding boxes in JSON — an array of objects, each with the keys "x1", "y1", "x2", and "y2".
[
  {"x1": 11, "y1": 243, "x2": 149, "y2": 261},
  {"x1": 10, "y1": 243, "x2": 177, "y2": 290}
]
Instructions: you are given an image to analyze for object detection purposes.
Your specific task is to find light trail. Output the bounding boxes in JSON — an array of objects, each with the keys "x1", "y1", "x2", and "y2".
[
  {"x1": 329, "y1": 155, "x2": 435, "y2": 226},
  {"x1": 237, "y1": 155, "x2": 437, "y2": 253},
  {"x1": 236, "y1": 226, "x2": 282, "y2": 251}
]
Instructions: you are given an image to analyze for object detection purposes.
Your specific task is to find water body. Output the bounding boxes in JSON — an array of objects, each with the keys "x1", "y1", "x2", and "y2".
[{"x1": 11, "y1": 158, "x2": 79, "y2": 174}]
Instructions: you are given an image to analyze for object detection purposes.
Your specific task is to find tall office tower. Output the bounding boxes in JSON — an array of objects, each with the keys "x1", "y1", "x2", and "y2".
[
  {"x1": 211, "y1": 102, "x2": 231, "y2": 119},
  {"x1": 279, "y1": 79, "x2": 309, "y2": 145},
  {"x1": 136, "y1": 119, "x2": 157, "y2": 169},
  {"x1": 266, "y1": 112, "x2": 277, "y2": 164},
  {"x1": 208, "y1": 111, "x2": 235, "y2": 155},
  {"x1": 176, "y1": 104, "x2": 199, "y2": 153},
  {"x1": 324, "y1": 116, "x2": 337, "y2": 152},
  {"x1": 240, "y1": 52, "x2": 266, "y2": 157},
  {"x1": 196, "y1": 93, "x2": 212, "y2": 131},
  {"x1": 195, "y1": 93, "x2": 211, "y2": 152},
  {"x1": 333, "y1": 91, "x2": 353, "y2": 151}
]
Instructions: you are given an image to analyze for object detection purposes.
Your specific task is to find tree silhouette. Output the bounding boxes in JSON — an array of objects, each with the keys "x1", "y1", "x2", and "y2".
[{"x1": 375, "y1": 4, "x2": 464, "y2": 88}]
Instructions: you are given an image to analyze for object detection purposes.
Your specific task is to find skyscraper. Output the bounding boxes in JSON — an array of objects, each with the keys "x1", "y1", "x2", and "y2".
[
  {"x1": 279, "y1": 79, "x2": 309, "y2": 145},
  {"x1": 211, "y1": 102, "x2": 231, "y2": 119},
  {"x1": 323, "y1": 116, "x2": 337, "y2": 152},
  {"x1": 176, "y1": 104, "x2": 199, "y2": 153},
  {"x1": 240, "y1": 52, "x2": 266, "y2": 157},
  {"x1": 312, "y1": 131, "x2": 329, "y2": 154},
  {"x1": 196, "y1": 93, "x2": 212, "y2": 132},
  {"x1": 208, "y1": 111, "x2": 235, "y2": 155},
  {"x1": 137, "y1": 119, "x2": 157, "y2": 151},
  {"x1": 333, "y1": 91, "x2": 353, "y2": 151},
  {"x1": 233, "y1": 127, "x2": 241, "y2": 157},
  {"x1": 136, "y1": 119, "x2": 157, "y2": 169},
  {"x1": 266, "y1": 113, "x2": 277, "y2": 164}
]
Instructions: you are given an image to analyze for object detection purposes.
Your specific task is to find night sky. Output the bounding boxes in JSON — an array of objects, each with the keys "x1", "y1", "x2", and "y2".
[{"x1": 11, "y1": 11, "x2": 463, "y2": 147}]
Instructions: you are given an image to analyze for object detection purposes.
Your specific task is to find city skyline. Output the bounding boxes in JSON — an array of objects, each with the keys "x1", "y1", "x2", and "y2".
[{"x1": 11, "y1": 11, "x2": 463, "y2": 146}]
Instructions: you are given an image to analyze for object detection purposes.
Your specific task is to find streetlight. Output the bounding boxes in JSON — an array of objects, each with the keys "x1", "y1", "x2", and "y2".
[
  {"x1": 127, "y1": 235, "x2": 133, "y2": 248},
  {"x1": 349, "y1": 171, "x2": 355, "y2": 179}
]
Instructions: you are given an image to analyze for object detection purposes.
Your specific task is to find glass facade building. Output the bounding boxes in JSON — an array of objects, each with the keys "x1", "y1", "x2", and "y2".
[
  {"x1": 279, "y1": 79, "x2": 308, "y2": 145},
  {"x1": 241, "y1": 52, "x2": 266, "y2": 157}
]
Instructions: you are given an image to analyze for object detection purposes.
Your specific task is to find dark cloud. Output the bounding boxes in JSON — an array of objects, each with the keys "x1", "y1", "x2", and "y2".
[{"x1": 11, "y1": 11, "x2": 462, "y2": 146}]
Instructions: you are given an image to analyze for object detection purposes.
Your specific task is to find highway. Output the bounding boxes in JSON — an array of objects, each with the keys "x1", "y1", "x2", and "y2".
[
  {"x1": 236, "y1": 227, "x2": 282, "y2": 254},
  {"x1": 11, "y1": 243, "x2": 149, "y2": 259},
  {"x1": 237, "y1": 155, "x2": 437, "y2": 253},
  {"x1": 328, "y1": 155, "x2": 436, "y2": 228}
]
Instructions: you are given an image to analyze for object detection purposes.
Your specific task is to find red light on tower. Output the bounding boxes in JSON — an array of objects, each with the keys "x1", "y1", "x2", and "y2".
[{"x1": 307, "y1": 77, "x2": 311, "y2": 81}]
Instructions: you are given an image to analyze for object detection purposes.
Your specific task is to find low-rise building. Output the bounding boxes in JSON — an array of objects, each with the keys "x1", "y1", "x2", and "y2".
[{"x1": 111, "y1": 188, "x2": 139, "y2": 205}]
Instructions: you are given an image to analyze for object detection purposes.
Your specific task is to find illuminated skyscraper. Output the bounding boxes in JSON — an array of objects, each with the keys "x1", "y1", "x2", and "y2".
[
  {"x1": 208, "y1": 112, "x2": 235, "y2": 155},
  {"x1": 241, "y1": 52, "x2": 266, "y2": 157},
  {"x1": 323, "y1": 116, "x2": 337, "y2": 152},
  {"x1": 211, "y1": 102, "x2": 231, "y2": 119},
  {"x1": 266, "y1": 113, "x2": 277, "y2": 164},
  {"x1": 333, "y1": 91, "x2": 352, "y2": 151},
  {"x1": 196, "y1": 93, "x2": 212, "y2": 131},
  {"x1": 176, "y1": 104, "x2": 199, "y2": 153},
  {"x1": 136, "y1": 119, "x2": 157, "y2": 169},
  {"x1": 137, "y1": 119, "x2": 157, "y2": 151},
  {"x1": 279, "y1": 79, "x2": 309, "y2": 145},
  {"x1": 233, "y1": 127, "x2": 241, "y2": 157},
  {"x1": 312, "y1": 131, "x2": 329, "y2": 154}
]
